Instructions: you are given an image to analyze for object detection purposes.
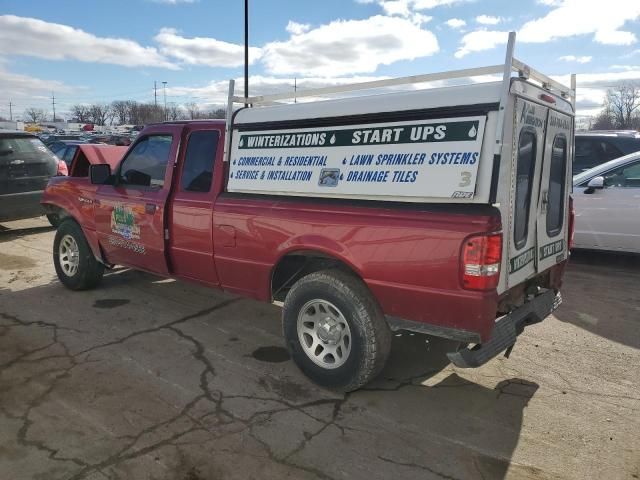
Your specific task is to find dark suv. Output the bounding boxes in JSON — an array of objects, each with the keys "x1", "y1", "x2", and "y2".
[
  {"x1": 0, "y1": 131, "x2": 60, "y2": 223},
  {"x1": 575, "y1": 131, "x2": 640, "y2": 174}
]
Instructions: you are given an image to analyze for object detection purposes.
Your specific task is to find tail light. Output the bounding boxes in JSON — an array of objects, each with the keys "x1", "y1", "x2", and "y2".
[
  {"x1": 56, "y1": 159, "x2": 68, "y2": 176},
  {"x1": 568, "y1": 195, "x2": 575, "y2": 249},
  {"x1": 461, "y1": 233, "x2": 502, "y2": 291}
]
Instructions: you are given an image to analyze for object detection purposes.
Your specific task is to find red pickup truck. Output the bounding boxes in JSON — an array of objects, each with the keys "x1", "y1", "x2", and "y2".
[{"x1": 42, "y1": 36, "x2": 575, "y2": 391}]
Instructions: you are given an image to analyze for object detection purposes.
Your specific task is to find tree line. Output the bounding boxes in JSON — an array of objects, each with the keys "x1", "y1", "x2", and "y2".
[{"x1": 16, "y1": 101, "x2": 226, "y2": 126}]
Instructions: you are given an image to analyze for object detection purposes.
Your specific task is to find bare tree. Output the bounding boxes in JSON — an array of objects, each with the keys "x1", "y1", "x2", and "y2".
[
  {"x1": 111, "y1": 101, "x2": 130, "y2": 125},
  {"x1": 202, "y1": 108, "x2": 226, "y2": 119},
  {"x1": 595, "y1": 82, "x2": 640, "y2": 130},
  {"x1": 70, "y1": 104, "x2": 92, "y2": 123},
  {"x1": 23, "y1": 108, "x2": 47, "y2": 123},
  {"x1": 89, "y1": 104, "x2": 112, "y2": 126},
  {"x1": 185, "y1": 102, "x2": 200, "y2": 120},
  {"x1": 166, "y1": 102, "x2": 184, "y2": 121}
]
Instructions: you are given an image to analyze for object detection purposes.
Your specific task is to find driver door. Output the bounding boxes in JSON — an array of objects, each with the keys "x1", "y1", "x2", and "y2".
[{"x1": 94, "y1": 127, "x2": 181, "y2": 275}]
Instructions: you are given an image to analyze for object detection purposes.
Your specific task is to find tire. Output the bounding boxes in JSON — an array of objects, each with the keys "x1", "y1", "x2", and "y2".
[
  {"x1": 53, "y1": 219, "x2": 104, "y2": 290},
  {"x1": 283, "y1": 269, "x2": 391, "y2": 392},
  {"x1": 47, "y1": 213, "x2": 60, "y2": 228}
]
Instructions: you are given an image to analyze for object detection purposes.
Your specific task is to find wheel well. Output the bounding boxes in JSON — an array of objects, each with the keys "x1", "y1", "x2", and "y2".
[
  {"x1": 271, "y1": 252, "x2": 360, "y2": 302},
  {"x1": 43, "y1": 204, "x2": 70, "y2": 221}
]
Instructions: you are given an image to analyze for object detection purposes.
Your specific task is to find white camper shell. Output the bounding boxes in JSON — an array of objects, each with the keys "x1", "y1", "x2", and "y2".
[{"x1": 224, "y1": 32, "x2": 576, "y2": 294}]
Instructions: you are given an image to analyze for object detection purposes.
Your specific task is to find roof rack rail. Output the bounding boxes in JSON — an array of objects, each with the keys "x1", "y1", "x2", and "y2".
[
  {"x1": 223, "y1": 32, "x2": 576, "y2": 161},
  {"x1": 227, "y1": 32, "x2": 575, "y2": 108}
]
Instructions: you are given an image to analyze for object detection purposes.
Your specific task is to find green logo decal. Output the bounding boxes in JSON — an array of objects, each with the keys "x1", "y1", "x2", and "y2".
[
  {"x1": 111, "y1": 205, "x2": 140, "y2": 240},
  {"x1": 540, "y1": 240, "x2": 564, "y2": 261},
  {"x1": 510, "y1": 247, "x2": 535, "y2": 273}
]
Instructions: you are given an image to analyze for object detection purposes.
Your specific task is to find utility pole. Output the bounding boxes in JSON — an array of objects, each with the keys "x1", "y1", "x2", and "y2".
[
  {"x1": 51, "y1": 92, "x2": 56, "y2": 122},
  {"x1": 162, "y1": 81, "x2": 168, "y2": 121},
  {"x1": 244, "y1": 0, "x2": 249, "y2": 107},
  {"x1": 294, "y1": 78, "x2": 297, "y2": 104},
  {"x1": 8, "y1": 101, "x2": 12, "y2": 121},
  {"x1": 154, "y1": 81, "x2": 158, "y2": 107}
]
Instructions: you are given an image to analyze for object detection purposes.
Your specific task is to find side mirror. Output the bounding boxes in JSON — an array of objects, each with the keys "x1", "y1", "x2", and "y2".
[
  {"x1": 585, "y1": 176, "x2": 604, "y2": 194},
  {"x1": 0, "y1": 147, "x2": 13, "y2": 156},
  {"x1": 90, "y1": 164, "x2": 112, "y2": 185}
]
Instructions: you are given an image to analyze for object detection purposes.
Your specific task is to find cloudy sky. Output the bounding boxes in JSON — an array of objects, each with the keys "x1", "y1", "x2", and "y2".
[{"x1": 1, "y1": 0, "x2": 639, "y2": 120}]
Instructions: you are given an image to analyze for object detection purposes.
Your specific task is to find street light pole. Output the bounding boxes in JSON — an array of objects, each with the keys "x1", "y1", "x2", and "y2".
[
  {"x1": 244, "y1": 0, "x2": 249, "y2": 107},
  {"x1": 162, "y1": 81, "x2": 167, "y2": 121}
]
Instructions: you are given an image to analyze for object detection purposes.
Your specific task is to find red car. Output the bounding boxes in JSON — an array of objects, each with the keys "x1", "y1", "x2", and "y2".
[{"x1": 42, "y1": 39, "x2": 574, "y2": 391}]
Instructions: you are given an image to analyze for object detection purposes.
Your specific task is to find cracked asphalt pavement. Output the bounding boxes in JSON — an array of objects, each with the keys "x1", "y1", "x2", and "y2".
[{"x1": 1, "y1": 218, "x2": 638, "y2": 480}]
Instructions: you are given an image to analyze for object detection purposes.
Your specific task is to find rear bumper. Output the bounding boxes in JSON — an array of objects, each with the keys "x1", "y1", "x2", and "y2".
[
  {"x1": 447, "y1": 289, "x2": 562, "y2": 368},
  {"x1": 0, "y1": 190, "x2": 45, "y2": 222}
]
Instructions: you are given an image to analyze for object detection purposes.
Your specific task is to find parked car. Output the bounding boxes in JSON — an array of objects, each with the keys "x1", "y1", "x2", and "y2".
[
  {"x1": 0, "y1": 130, "x2": 66, "y2": 224},
  {"x1": 47, "y1": 140, "x2": 87, "y2": 167},
  {"x1": 42, "y1": 35, "x2": 573, "y2": 391},
  {"x1": 572, "y1": 152, "x2": 640, "y2": 254},
  {"x1": 574, "y1": 130, "x2": 640, "y2": 174}
]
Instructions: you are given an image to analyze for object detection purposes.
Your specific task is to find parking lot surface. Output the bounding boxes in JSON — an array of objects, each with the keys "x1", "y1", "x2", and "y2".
[{"x1": 1, "y1": 218, "x2": 638, "y2": 480}]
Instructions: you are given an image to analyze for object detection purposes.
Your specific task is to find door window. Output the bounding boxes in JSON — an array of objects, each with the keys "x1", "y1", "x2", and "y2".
[
  {"x1": 546, "y1": 135, "x2": 567, "y2": 236},
  {"x1": 603, "y1": 161, "x2": 640, "y2": 188},
  {"x1": 180, "y1": 131, "x2": 219, "y2": 193},
  {"x1": 514, "y1": 130, "x2": 537, "y2": 249},
  {"x1": 118, "y1": 135, "x2": 173, "y2": 188}
]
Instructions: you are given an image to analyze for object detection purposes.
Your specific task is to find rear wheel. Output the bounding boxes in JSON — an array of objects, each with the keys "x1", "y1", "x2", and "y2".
[
  {"x1": 283, "y1": 269, "x2": 391, "y2": 392},
  {"x1": 53, "y1": 220, "x2": 104, "y2": 290}
]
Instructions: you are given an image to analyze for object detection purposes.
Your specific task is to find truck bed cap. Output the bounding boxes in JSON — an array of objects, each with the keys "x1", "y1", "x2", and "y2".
[{"x1": 234, "y1": 82, "x2": 503, "y2": 125}]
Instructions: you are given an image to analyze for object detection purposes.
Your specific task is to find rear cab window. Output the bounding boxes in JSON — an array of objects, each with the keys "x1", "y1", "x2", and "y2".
[{"x1": 180, "y1": 130, "x2": 219, "y2": 193}]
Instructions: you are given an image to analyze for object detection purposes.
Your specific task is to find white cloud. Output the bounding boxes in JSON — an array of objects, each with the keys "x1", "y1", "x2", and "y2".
[
  {"x1": 286, "y1": 21, "x2": 311, "y2": 35},
  {"x1": 609, "y1": 65, "x2": 640, "y2": 71},
  {"x1": 518, "y1": 0, "x2": 640, "y2": 45},
  {"x1": 0, "y1": 15, "x2": 176, "y2": 69},
  {"x1": 154, "y1": 28, "x2": 262, "y2": 67},
  {"x1": 360, "y1": 0, "x2": 469, "y2": 18},
  {"x1": 594, "y1": 30, "x2": 637, "y2": 46},
  {"x1": 559, "y1": 55, "x2": 592, "y2": 63},
  {"x1": 456, "y1": 0, "x2": 640, "y2": 58},
  {"x1": 476, "y1": 15, "x2": 502, "y2": 25},
  {"x1": 261, "y1": 15, "x2": 438, "y2": 76},
  {"x1": 445, "y1": 18, "x2": 466, "y2": 29},
  {"x1": 0, "y1": 65, "x2": 79, "y2": 117},
  {"x1": 455, "y1": 30, "x2": 508, "y2": 58}
]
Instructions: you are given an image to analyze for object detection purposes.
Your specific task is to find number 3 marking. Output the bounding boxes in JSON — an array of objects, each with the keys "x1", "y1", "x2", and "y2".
[{"x1": 459, "y1": 172, "x2": 472, "y2": 187}]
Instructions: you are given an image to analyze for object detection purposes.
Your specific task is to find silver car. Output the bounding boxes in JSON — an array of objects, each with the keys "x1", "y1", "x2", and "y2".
[{"x1": 573, "y1": 152, "x2": 640, "y2": 253}]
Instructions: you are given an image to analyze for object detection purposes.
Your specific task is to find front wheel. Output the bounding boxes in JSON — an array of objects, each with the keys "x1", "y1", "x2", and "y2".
[
  {"x1": 53, "y1": 220, "x2": 104, "y2": 290},
  {"x1": 283, "y1": 269, "x2": 391, "y2": 392}
]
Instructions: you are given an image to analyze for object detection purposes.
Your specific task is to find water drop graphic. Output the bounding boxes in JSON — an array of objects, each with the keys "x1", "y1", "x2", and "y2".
[
  {"x1": 239, "y1": 137, "x2": 244, "y2": 147},
  {"x1": 330, "y1": 134, "x2": 337, "y2": 145},
  {"x1": 468, "y1": 125, "x2": 477, "y2": 138}
]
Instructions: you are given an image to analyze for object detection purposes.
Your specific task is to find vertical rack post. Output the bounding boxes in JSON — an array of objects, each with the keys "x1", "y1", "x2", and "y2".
[
  {"x1": 494, "y1": 31, "x2": 516, "y2": 155},
  {"x1": 224, "y1": 79, "x2": 235, "y2": 163},
  {"x1": 570, "y1": 74, "x2": 577, "y2": 110}
]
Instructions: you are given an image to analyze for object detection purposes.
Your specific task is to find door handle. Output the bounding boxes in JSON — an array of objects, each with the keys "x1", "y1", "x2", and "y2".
[
  {"x1": 145, "y1": 203, "x2": 157, "y2": 214},
  {"x1": 541, "y1": 191, "x2": 549, "y2": 213}
]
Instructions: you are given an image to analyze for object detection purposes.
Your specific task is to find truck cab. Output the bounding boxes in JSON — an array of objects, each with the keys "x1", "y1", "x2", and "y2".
[{"x1": 42, "y1": 32, "x2": 575, "y2": 391}]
